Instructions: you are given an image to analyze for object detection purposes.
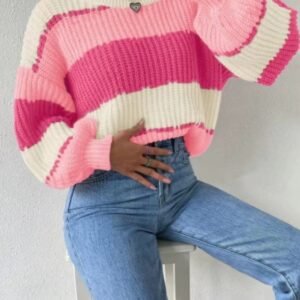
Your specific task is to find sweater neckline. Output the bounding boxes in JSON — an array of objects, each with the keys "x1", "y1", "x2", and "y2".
[{"x1": 90, "y1": 0, "x2": 163, "y2": 9}]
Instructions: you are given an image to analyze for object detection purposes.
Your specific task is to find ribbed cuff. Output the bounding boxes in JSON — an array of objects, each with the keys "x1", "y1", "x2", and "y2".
[
  {"x1": 85, "y1": 134, "x2": 113, "y2": 171},
  {"x1": 257, "y1": 4, "x2": 299, "y2": 85},
  {"x1": 195, "y1": 0, "x2": 299, "y2": 84},
  {"x1": 194, "y1": 0, "x2": 264, "y2": 55}
]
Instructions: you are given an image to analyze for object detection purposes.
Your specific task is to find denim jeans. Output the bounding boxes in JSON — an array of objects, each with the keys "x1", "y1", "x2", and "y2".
[{"x1": 63, "y1": 136, "x2": 300, "y2": 300}]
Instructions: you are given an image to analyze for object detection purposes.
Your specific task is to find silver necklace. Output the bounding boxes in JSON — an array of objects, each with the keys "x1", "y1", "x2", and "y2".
[{"x1": 129, "y1": 1, "x2": 142, "y2": 12}]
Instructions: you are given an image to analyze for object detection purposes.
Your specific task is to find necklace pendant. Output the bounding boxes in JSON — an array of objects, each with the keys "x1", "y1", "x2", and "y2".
[{"x1": 130, "y1": 2, "x2": 142, "y2": 13}]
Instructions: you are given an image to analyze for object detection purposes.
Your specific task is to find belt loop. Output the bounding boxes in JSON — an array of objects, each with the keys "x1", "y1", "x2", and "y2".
[{"x1": 171, "y1": 138, "x2": 175, "y2": 152}]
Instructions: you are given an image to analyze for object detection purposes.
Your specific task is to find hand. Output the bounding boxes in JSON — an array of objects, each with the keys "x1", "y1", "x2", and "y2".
[{"x1": 110, "y1": 118, "x2": 175, "y2": 190}]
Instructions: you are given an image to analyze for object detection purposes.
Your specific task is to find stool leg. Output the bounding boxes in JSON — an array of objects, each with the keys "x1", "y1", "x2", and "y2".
[
  {"x1": 74, "y1": 266, "x2": 91, "y2": 300},
  {"x1": 174, "y1": 253, "x2": 190, "y2": 300},
  {"x1": 164, "y1": 264, "x2": 175, "y2": 300},
  {"x1": 161, "y1": 252, "x2": 191, "y2": 300}
]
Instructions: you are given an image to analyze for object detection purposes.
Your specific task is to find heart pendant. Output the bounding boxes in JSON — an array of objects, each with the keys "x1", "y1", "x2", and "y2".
[{"x1": 130, "y1": 2, "x2": 142, "y2": 13}]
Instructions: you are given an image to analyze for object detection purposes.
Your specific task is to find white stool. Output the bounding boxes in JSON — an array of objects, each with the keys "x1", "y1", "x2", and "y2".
[{"x1": 66, "y1": 239, "x2": 196, "y2": 300}]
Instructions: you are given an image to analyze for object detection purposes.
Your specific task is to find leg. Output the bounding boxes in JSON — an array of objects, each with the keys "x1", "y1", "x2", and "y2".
[
  {"x1": 157, "y1": 179, "x2": 300, "y2": 300},
  {"x1": 64, "y1": 210, "x2": 168, "y2": 300},
  {"x1": 63, "y1": 171, "x2": 168, "y2": 300}
]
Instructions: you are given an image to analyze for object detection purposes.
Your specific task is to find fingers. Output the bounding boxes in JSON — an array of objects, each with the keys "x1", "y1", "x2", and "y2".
[
  {"x1": 142, "y1": 145, "x2": 172, "y2": 156},
  {"x1": 140, "y1": 156, "x2": 175, "y2": 173},
  {"x1": 126, "y1": 171, "x2": 157, "y2": 190},
  {"x1": 129, "y1": 157, "x2": 173, "y2": 190},
  {"x1": 124, "y1": 118, "x2": 145, "y2": 138},
  {"x1": 135, "y1": 165, "x2": 171, "y2": 184}
]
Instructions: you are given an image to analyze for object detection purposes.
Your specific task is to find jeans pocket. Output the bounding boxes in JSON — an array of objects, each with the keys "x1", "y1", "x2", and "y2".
[
  {"x1": 64, "y1": 184, "x2": 77, "y2": 215},
  {"x1": 79, "y1": 169, "x2": 115, "y2": 184}
]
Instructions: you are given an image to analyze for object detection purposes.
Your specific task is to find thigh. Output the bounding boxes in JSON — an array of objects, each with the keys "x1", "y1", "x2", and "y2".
[
  {"x1": 64, "y1": 210, "x2": 168, "y2": 300},
  {"x1": 157, "y1": 179, "x2": 300, "y2": 299},
  {"x1": 63, "y1": 172, "x2": 168, "y2": 300}
]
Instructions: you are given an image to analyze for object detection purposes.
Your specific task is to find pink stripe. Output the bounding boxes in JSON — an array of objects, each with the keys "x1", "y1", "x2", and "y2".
[
  {"x1": 45, "y1": 136, "x2": 73, "y2": 185},
  {"x1": 44, "y1": 117, "x2": 108, "y2": 188},
  {"x1": 45, "y1": 122, "x2": 214, "y2": 187},
  {"x1": 14, "y1": 68, "x2": 76, "y2": 112},
  {"x1": 220, "y1": 0, "x2": 267, "y2": 57},
  {"x1": 30, "y1": 0, "x2": 196, "y2": 73},
  {"x1": 45, "y1": 135, "x2": 74, "y2": 187},
  {"x1": 258, "y1": 8, "x2": 299, "y2": 85},
  {"x1": 64, "y1": 31, "x2": 229, "y2": 118},
  {"x1": 32, "y1": 5, "x2": 110, "y2": 73},
  {"x1": 194, "y1": 0, "x2": 265, "y2": 56},
  {"x1": 15, "y1": 90, "x2": 214, "y2": 150},
  {"x1": 273, "y1": 0, "x2": 292, "y2": 9},
  {"x1": 14, "y1": 99, "x2": 77, "y2": 149},
  {"x1": 183, "y1": 124, "x2": 214, "y2": 157},
  {"x1": 130, "y1": 121, "x2": 214, "y2": 138},
  {"x1": 125, "y1": 122, "x2": 214, "y2": 155},
  {"x1": 124, "y1": 122, "x2": 214, "y2": 157}
]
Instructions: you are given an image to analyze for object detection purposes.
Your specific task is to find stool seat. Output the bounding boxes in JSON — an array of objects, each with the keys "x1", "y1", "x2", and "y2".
[
  {"x1": 66, "y1": 238, "x2": 196, "y2": 300},
  {"x1": 157, "y1": 239, "x2": 196, "y2": 253}
]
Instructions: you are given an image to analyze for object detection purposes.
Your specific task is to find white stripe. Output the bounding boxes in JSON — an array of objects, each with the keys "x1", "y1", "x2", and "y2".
[
  {"x1": 22, "y1": 123, "x2": 74, "y2": 182},
  {"x1": 217, "y1": 0, "x2": 291, "y2": 81},
  {"x1": 88, "y1": 82, "x2": 222, "y2": 137},
  {"x1": 21, "y1": 82, "x2": 221, "y2": 181}
]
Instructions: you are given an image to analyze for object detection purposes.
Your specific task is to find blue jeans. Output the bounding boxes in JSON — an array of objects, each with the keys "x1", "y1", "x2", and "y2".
[{"x1": 63, "y1": 136, "x2": 300, "y2": 300}]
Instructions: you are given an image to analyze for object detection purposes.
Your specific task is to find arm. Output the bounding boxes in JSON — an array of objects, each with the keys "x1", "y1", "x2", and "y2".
[
  {"x1": 193, "y1": 0, "x2": 299, "y2": 85},
  {"x1": 13, "y1": 5, "x2": 113, "y2": 189}
]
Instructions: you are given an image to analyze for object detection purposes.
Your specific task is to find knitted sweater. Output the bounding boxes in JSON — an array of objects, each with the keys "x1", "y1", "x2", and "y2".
[{"x1": 13, "y1": 0, "x2": 299, "y2": 189}]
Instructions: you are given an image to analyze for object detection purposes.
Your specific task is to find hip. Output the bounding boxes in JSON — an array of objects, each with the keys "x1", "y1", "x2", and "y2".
[{"x1": 63, "y1": 136, "x2": 198, "y2": 215}]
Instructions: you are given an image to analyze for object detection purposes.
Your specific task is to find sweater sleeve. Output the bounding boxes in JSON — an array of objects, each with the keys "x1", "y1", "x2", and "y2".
[
  {"x1": 193, "y1": 0, "x2": 299, "y2": 85},
  {"x1": 13, "y1": 5, "x2": 113, "y2": 189}
]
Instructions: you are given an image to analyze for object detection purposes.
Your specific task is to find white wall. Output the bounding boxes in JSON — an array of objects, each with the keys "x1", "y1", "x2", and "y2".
[{"x1": 1, "y1": 0, "x2": 299, "y2": 299}]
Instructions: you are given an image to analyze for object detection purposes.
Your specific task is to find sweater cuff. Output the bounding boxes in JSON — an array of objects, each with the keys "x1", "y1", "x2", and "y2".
[
  {"x1": 194, "y1": 0, "x2": 265, "y2": 55},
  {"x1": 194, "y1": 0, "x2": 299, "y2": 84},
  {"x1": 85, "y1": 134, "x2": 113, "y2": 171}
]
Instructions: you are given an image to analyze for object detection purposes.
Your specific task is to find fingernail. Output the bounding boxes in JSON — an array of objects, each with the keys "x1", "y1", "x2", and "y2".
[
  {"x1": 163, "y1": 178, "x2": 171, "y2": 184},
  {"x1": 170, "y1": 168, "x2": 175, "y2": 173},
  {"x1": 168, "y1": 151, "x2": 173, "y2": 155},
  {"x1": 150, "y1": 185, "x2": 157, "y2": 190},
  {"x1": 138, "y1": 118, "x2": 145, "y2": 124}
]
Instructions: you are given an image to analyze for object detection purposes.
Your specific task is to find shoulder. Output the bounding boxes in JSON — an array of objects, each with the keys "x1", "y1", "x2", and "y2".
[
  {"x1": 20, "y1": 0, "x2": 63, "y2": 67},
  {"x1": 22, "y1": 0, "x2": 74, "y2": 42}
]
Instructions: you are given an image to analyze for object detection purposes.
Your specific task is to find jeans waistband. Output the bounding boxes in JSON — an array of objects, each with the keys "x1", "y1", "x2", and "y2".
[{"x1": 146, "y1": 136, "x2": 185, "y2": 153}]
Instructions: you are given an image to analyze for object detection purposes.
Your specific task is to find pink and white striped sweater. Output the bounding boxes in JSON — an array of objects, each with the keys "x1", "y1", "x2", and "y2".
[{"x1": 13, "y1": 0, "x2": 299, "y2": 189}]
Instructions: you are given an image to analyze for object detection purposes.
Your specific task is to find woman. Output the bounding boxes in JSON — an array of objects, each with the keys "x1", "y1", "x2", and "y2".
[{"x1": 13, "y1": 0, "x2": 300, "y2": 299}]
